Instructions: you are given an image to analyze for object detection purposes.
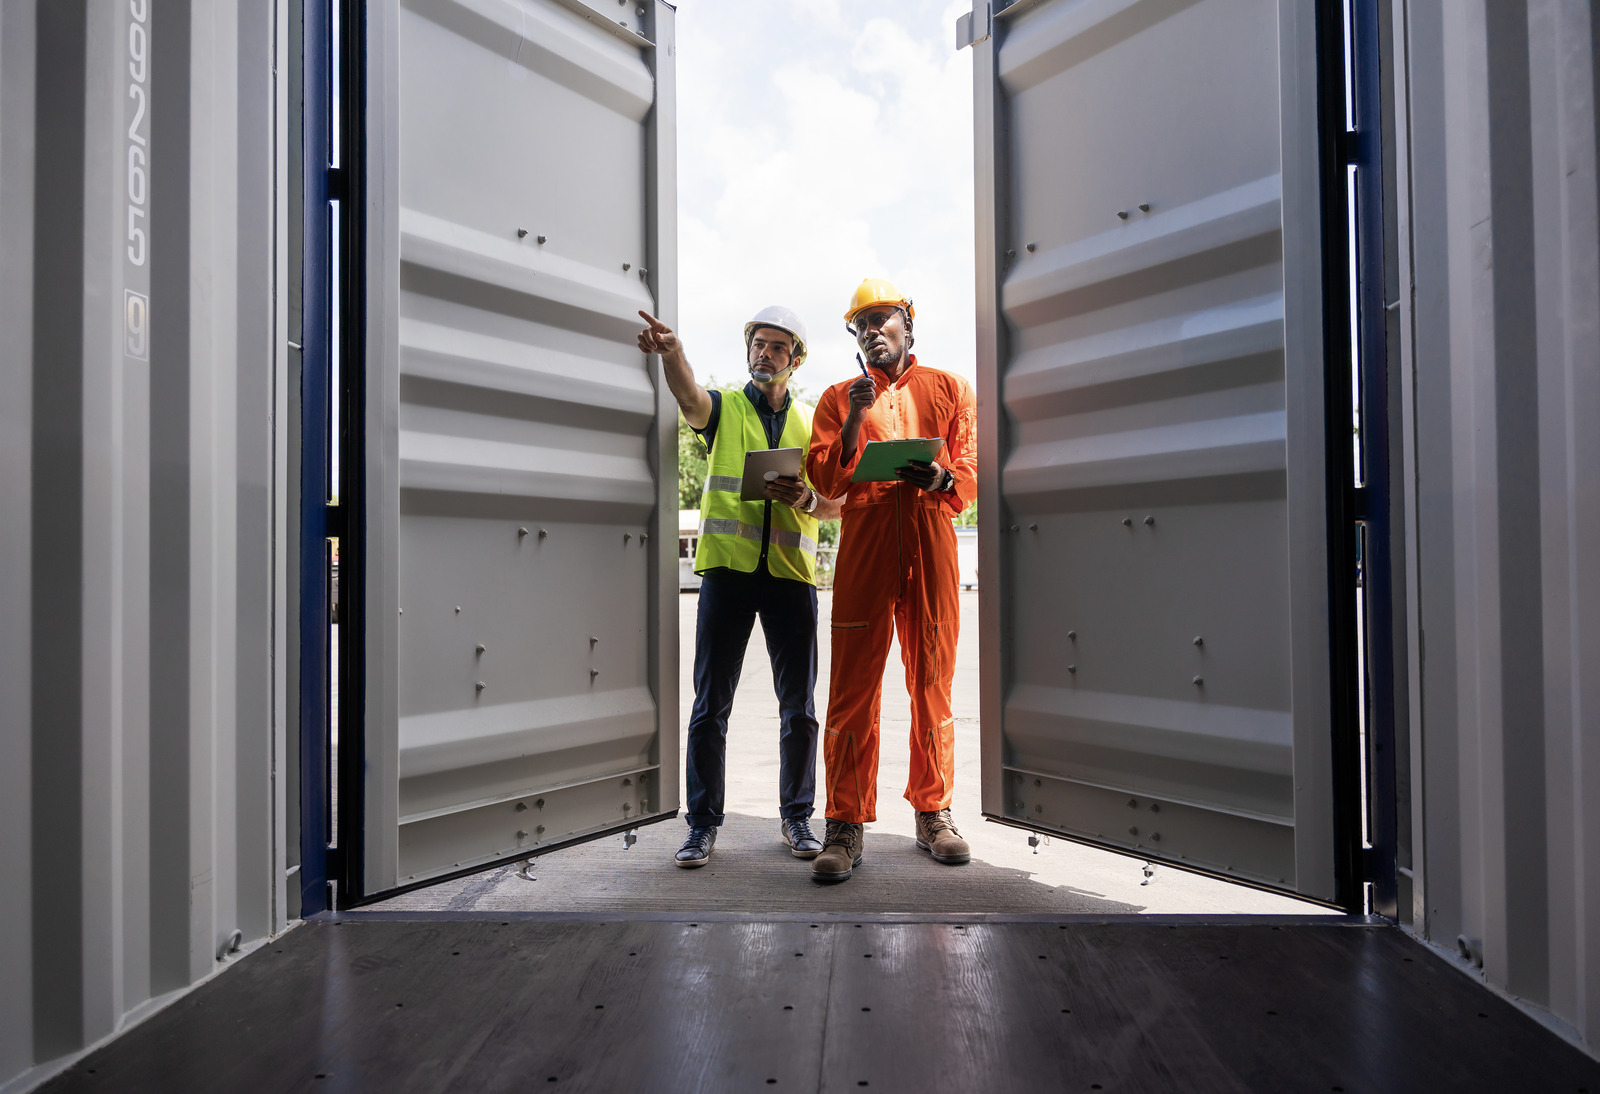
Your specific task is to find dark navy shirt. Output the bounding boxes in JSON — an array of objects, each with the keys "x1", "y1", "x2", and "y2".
[{"x1": 694, "y1": 381, "x2": 792, "y2": 452}]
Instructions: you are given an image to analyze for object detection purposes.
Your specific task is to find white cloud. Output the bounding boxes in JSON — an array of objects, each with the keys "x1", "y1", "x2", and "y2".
[{"x1": 672, "y1": 0, "x2": 976, "y2": 399}]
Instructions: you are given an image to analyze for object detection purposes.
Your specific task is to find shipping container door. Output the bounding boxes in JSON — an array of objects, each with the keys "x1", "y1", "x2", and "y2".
[
  {"x1": 970, "y1": 0, "x2": 1340, "y2": 901},
  {"x1": 356, "y1": 0, "x2": 678, "y2": 897}
]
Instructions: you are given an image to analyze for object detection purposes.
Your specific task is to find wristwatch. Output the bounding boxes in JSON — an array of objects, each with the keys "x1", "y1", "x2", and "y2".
[
  {"x1": 938, "y1": 468, "x2": 956, "y2": 493},
  {"x1": 802, "y1": 488, "x2": 820, "y2": 513}
]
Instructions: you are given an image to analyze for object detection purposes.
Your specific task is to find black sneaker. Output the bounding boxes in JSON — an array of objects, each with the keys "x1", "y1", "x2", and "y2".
[
  {"x1": 780, "y1": 817, "x2": 823, "y2": 859},
  {"x1": 674, "y1": 826, "x2": 716, "y2": 868}
]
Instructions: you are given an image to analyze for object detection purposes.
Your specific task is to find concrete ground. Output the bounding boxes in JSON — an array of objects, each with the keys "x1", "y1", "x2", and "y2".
[{"x1": 375, "y1": 590, "x2": 1328, "y2": 915}]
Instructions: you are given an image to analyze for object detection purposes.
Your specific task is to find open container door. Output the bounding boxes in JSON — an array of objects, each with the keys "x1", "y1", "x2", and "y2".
[
  {"x1": 967, "y1": 0, "x2": 1345, "y2": 903},
  {"x1": 349, "y1": 0, "x2": 679, "y2": 900}
]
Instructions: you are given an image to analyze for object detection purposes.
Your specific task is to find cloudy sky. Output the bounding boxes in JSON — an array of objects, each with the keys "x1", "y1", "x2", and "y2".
[{"x1": 671, "y1": 0, "x2": 976, "y2": 399}]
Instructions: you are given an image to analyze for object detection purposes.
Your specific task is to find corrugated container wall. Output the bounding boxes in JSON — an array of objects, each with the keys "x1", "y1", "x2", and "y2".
[
  {"x1": 0, "y1": 0, "x2": 289, "y2": 1088},
  {"x1": 1390, "y1": 0, "x2": 1600, "y2": 1054}
]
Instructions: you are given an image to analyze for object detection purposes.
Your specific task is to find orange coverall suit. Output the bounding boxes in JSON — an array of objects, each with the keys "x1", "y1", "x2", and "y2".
[{"x1": 806, "y1": 356, "x2": 978, "y2": 823}]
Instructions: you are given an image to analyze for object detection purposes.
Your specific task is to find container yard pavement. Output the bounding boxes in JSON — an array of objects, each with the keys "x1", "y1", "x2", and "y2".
[{"x1": 373, "y1": 591, "x2": 1326, "y2": 915}]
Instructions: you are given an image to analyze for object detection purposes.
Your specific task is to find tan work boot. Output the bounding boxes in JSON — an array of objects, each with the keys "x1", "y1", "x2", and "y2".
[
  {"x1": 915, "y1": 809, "x2": 971, "y2": 865},
  {"x1": 811, "y1": 819, "x2": 863, "y2": 882}
]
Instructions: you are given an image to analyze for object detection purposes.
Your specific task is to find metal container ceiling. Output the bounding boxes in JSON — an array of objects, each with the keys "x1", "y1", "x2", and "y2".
[
  {"x1": 352, "y1": 0, "x2": 679, "y2": 895},
  {"x1": 969, "y1": 0, "x2": 1339, "y2": 901}
]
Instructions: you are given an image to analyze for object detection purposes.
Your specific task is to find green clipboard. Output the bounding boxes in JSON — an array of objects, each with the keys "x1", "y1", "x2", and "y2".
[{"x1": 850, "y1": 437, "x2": 945, "y2": 483}]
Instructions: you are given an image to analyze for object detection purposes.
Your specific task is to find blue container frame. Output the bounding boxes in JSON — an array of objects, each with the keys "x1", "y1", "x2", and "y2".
[
  {"x1": 299, "y1": 0, "x2": 1399, "y2": 916},
  {"x1": 297, "y1": 0, "x2": 334, "y2": 917},
  {"x1": 1349, "y1": 0, "x2": 1399, "y2": 919}
]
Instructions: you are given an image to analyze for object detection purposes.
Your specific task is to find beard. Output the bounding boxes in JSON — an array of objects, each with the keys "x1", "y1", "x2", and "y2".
[{"x1": 865, "y1": 341, "x2": 901, "y2": 367}]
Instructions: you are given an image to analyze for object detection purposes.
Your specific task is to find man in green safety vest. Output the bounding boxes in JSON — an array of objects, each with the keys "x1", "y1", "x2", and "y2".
[{"x1": 637, "y1": 305, "x2": 842, "y2": 868}]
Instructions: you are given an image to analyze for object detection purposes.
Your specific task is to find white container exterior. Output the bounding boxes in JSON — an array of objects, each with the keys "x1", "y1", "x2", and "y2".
[
  {"x1": 1389, "y1": 0, "x2": 1600, "y2": 1055},
  {"x1": 0, "y1": 0, "x2": 292, "y2": 1088}
]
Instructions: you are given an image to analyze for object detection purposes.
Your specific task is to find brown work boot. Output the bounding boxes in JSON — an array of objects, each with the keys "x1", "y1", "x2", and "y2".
[
  {"x1": 811, "y1": 820, "x2": 863, "y2": 882},
  {"x1": 916, "y1": 809, "x2": 971, "y2": 865}
]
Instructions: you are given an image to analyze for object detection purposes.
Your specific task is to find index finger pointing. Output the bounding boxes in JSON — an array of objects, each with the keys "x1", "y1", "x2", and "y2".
[{"x1": 637, "y1": 309, "x2": 670, "y2": 332}]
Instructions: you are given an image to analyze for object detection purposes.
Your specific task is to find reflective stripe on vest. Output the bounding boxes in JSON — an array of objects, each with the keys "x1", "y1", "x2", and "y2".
[
  {"x1": 694, "y1": 391, "x2": 819, "y2": 584},
  {"x1": 698, "y1": 518, "x2": 819, "y2": 556}
]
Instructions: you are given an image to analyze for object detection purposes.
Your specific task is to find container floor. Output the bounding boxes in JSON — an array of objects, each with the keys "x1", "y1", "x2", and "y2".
[{"x1": 40, "y1": 914, "x2": 1600, "y2": 1093}]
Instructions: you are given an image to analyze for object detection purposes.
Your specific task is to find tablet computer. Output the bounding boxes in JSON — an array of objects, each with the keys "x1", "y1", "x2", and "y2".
[{"x1": 740, "y1": 446, "x2": 805, "y2": 501}]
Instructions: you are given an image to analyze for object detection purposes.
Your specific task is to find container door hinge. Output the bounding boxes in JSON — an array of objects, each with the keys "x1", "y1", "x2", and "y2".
[
  {"x1": 1358, "y1": 846, "x2": 1383, "y2": 882},
  {"x1": 324, "y1": 846, "x2": 346, "y2": 886},
  {"x1": 325, "y1": 503, "x2": 345, "y2": 539},
  {"x1": 1337, "y1": 129, "x2": 1366, "y2": 166},
  {"x1": 956, "y1": 3, "x2": 990, "y2": 49},
  {"x1": 327, "y1": 166, "x2": 348, "y2": 202},
  {"x1": 1348, "y1": 485, "x2": 1369, "y2": 522}
]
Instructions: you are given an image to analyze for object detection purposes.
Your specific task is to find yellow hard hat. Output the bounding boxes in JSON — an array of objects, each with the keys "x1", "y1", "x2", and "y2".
[{"x1": 843, "y1": 278, "x2": 914, "y2": 324}]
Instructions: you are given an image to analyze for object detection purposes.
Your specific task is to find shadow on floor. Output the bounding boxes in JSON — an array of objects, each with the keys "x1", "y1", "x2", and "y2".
[{"x1": 372, "y1": 813, "x2": 1146, "y2": 915}]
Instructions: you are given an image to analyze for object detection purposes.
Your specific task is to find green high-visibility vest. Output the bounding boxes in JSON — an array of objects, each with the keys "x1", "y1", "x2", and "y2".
[{"x1": 695, "y1": 390, "x2": 819, "y2": 584}]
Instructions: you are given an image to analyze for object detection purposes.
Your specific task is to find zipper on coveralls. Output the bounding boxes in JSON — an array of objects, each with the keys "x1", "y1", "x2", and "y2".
[{"x1": 895, "y1": 479, "x2": 905, "y2": 598}]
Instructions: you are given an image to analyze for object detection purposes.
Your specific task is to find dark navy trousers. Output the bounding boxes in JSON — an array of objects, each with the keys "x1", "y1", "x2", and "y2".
[{"x1": 685, "y1": 567, "x2": 819, "y2": 828}]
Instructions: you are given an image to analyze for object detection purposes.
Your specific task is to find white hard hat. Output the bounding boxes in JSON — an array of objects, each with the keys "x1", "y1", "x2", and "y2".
[{"x1": 743, "y1": 305, "x2": 808, "y2": 367}]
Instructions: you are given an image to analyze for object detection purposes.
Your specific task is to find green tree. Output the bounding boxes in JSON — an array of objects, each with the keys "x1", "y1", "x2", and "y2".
[
  {"x1": 678, "y1": 413, "x2": 707, "y2": 511},
  {"x1": 953, "y1": 499, "x2": 978, "y2": 527}
]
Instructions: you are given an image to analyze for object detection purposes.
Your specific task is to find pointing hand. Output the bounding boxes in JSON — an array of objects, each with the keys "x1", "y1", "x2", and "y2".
[{"x1": 637, "y1": 310, "x2": 681, "y2": 358}]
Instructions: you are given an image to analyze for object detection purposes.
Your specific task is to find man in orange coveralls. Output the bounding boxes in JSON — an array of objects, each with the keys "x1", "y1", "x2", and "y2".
[{"x1": 805, "y1": 278, "x2": 978, "y2": 882}]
